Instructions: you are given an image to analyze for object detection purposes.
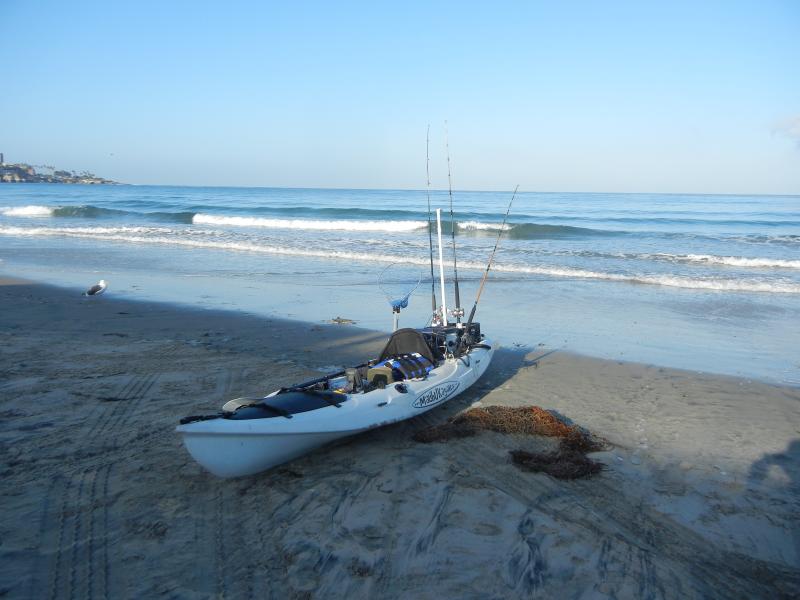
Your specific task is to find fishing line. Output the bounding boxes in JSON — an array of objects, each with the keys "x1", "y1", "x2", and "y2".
[
  {"x1": 426, "y1": 125, "x2": 437, "y2": 314},
  {"x1": 467, "y1": 185, "x2": 518, "y2": 325},
  {"x1": 444, "y1": 121, "x2": 462, "y2": 321}
]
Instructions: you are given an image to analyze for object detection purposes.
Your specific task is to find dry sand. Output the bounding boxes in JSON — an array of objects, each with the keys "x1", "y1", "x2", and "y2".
[{"x1": 1, "y1": 278, "x2": 798, "y2": 599}]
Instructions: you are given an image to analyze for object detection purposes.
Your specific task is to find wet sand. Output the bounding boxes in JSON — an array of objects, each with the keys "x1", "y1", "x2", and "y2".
[{"x1": 0, "y1": 278, "x2": 798, "y2": 599}]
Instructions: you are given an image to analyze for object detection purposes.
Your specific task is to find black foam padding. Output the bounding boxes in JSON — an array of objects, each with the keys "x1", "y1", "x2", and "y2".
[{"x1": 226, "y1": 391, "x2": 348, "y2": 420}]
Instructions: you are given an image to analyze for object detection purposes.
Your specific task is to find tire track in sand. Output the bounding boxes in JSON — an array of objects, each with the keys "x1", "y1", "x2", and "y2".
[
  {"x1": 66, "y1": 470, "x2": 88, "y2": 600},
  {"x1": 37, "y1": 467, "x2": 109, "y2": 600},
  {"x1": 99, "y1": 463, "x2": 112, "y2": 600},
  {"x1": 34, "y1": 345, "x2": 173, "y2": 599},
  {"x1": 214, "y1": 484, "x2": 228, "y2": 600},
  {"x1": 47, "y1": 475, "x2": 72, "y2": 600},
  {"x1": 212, "y1": 367, "x2": 260, "y2": 600},
  {"x1": 83, "y1": 374, "x2": 146, "y2": 441},
  {"x1": 96, "y1": 373, "x2": 158, "y2": 439},
  {"x1": 87, "y1": 342, "x2": 176, "y2": 443},
  {"x1": 192, "y1": 367, "x2": 246, "y2": 600},
  {"x1": 26, "y1": 476, "x2": 57, "y2": 600}
]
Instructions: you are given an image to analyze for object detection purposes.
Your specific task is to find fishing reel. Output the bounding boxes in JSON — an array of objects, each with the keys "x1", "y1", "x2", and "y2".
[{"x1": 431, "y1": 306, "x2": 464, "y2": 328}]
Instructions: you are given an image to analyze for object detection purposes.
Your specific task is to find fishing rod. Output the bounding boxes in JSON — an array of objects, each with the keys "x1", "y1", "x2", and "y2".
[
  {"x1": 425, "y1": 125, "x2": 437, "y2": 316},
  {"x1": 466, "y1": 185, "x2": 518, "y2": 326},
  {"x1": 444, "y1": 122, "x2": 462, "y2": 322}
]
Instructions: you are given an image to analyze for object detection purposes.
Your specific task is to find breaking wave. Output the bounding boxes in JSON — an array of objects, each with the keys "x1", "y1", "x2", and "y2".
[
  {"x1": 193, "y1": 214, "x2": 610, "y2": 238},
  {"x1": 0, "y1": 204, "x2": 195, "y2": 223},
  {"x1": 652, "y1": 253, "x2": 800, "y2": 270},
  {"x1": 2, "y1": 224, "x2": 798, "y2": 295},
  {"x1": 18, "y1": 204, "x2": 788, "y2": 242},
  {"x1": 1, "y1": 205, "x2": 54, "y2": 217},
  {"x1": 192, "y1": 214, "x2": 428, "y2": 232},
  {"x1": 457, "y1": 221, "x2": 611, "y2": 238},
  {"x1": 458, "y1": 220, "x2": 511, "y2": 231}
]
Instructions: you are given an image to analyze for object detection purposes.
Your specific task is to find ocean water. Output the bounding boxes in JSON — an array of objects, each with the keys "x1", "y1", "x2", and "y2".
[{"x1": 1, "y1": 183, "x2": 798, "y2": 385}]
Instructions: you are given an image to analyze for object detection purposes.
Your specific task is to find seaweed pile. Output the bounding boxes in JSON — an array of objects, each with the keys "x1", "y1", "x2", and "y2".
[{"x1": 413, "y1": 405, "x2": 605, "y2": 479}]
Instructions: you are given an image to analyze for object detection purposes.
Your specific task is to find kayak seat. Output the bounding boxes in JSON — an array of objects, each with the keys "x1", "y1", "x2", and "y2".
[{"x1": 378, "y1": 328, "x2": 439, "y2": 363}]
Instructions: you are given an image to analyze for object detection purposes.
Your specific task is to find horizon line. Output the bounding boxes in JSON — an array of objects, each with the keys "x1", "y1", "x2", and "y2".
[{"x1": 8, "y1": 181, "x2": 798, "y2": 198}]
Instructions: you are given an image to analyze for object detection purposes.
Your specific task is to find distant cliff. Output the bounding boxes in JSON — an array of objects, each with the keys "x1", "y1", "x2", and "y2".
[{"x1": 0, "y1": 159, "x2": 120, "y2": 184}]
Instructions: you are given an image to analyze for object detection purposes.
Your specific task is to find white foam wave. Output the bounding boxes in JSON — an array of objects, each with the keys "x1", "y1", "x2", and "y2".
[
  {"x1": 0, "y1": 225, "x2": 176, "y2": 235},
  {"x1": 2, "y1": 224, "x2": 799, "y2": 295},
  {"x1": 483, "y1": 263, "x2": 800, "y2": 294},
  {"x1": 678, "y1": 254, "x2": 800, "y2": 269},
  {"x1": 193, "y1": 214, "x2": 427, "y2": 233},
  {"x1": 457, "y1": 221, "x2": 510, "y2": 231},
  {"x1": 1, "y1": 205, "x2": 54, "y2": 217},
  {"x1": 554, "y1": 250, "x2": 800, "y2": 270}
]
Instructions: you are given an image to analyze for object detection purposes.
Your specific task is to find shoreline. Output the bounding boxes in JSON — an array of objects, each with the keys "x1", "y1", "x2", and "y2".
[
  {"x1": 1, "y1": 278, "x2": 798, "y2": 598},
  {"x1": 2, "y1": 183, "x2": 798, "y2": 387},
  {"x1": 3, "y1": 272, "x2": 796, "y2": 390}
]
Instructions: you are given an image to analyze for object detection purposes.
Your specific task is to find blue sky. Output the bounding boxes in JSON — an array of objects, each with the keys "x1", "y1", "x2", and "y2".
[{"x1": 1, "y1": 1, "x2": 798, "y2": 193}]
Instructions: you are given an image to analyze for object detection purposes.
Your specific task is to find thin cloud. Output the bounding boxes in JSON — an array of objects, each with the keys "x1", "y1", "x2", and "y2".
[{"x1": 773, "y1": 115, "x2": 800, "y2": 147}]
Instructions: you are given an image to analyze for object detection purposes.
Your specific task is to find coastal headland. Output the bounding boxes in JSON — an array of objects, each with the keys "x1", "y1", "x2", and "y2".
[
  {"x1": 0, "y1": 278, "x2": 797, "y2": 598},
  {"x1": 0, "y1": 154, "x2": 117, "y2": 184}
]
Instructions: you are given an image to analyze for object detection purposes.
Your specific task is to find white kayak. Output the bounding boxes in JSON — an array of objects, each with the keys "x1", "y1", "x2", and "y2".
[{"x1": 176, "y1": 328, "x2": 494, "y2": 478}]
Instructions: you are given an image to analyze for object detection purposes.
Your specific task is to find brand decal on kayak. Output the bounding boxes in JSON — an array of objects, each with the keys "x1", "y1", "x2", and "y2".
[{"x1": 412, "y1": 381, "x2": 460, "y2": 409}]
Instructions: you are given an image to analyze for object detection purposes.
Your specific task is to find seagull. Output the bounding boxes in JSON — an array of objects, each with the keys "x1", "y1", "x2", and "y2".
[{"x1": 84, "y1": 279, "x2": 108, "y2": 296}]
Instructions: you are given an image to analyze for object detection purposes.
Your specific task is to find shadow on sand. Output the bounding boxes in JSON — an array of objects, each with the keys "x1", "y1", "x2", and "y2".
[{"x1": 748, "y1": 438, "x2": 800, "y2": 492}]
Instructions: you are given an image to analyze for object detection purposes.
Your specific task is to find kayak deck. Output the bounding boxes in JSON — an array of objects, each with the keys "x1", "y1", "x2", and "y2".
[{"x1": 176, "y1": 339, "x2": 494, "y2": 477}]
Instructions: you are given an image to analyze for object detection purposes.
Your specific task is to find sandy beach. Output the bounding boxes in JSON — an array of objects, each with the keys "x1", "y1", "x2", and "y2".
[{"x1": 1, "y1": 278, "x2": 798, "y2": 599}]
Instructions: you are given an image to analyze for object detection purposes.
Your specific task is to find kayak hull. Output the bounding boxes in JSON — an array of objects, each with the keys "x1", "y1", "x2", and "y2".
[
  {"x1": 181, "y1": 430, "x2": 350, "y2": 478},
  {"x1": 177, "y1": 341, "x2": 494, "y2": 477}
]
